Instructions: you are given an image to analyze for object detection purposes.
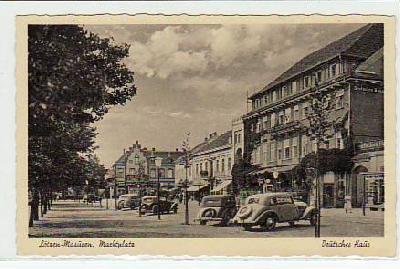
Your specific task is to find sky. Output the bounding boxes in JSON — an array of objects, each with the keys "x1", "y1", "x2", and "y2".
[{"x1": 85, "y1": 23, "x2": 364, "y2": 167}]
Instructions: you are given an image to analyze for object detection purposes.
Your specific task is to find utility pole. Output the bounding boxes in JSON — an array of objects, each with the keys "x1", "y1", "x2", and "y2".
[{"x1": 182, "y1": 132, "x2": 191, "y2": 225}]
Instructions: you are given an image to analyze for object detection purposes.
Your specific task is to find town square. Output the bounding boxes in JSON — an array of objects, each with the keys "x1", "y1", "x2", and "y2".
[{"x1": 27, "y1": 22, "x2": 385, "y2": 238}]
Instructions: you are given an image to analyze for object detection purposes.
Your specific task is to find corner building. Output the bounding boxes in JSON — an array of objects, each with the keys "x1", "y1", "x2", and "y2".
[{"x1": 242, "y1": 24, "x2": 384, "y2": 208}]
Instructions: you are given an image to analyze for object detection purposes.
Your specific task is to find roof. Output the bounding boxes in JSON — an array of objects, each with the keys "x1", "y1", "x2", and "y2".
[
  {"x1": 144, "y1": 151, "x2": 185, "y2": 165},
  {"x1": 251, "y1": 23, "x2": 384, "y2": 99},
  {"x1": 191, "y1": 131, "x2": 232, "y2": 155},
  {"x1": 355, "y1": 47, "x2": 383, "y2": 79}
]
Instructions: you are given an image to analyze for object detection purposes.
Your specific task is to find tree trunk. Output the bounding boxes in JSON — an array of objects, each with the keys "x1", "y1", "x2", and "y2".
[
  {"x1": 32, "y1": 189, "x2": 39, "y2": 221},
  {"x1": 42, "y1": 191, "x2": 48, "y2": 215}
]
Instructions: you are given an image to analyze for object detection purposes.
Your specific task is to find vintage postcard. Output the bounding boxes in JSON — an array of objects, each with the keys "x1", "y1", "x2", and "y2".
[{"x1": 16, "y1": 14, "x2": 396, "y2": 257}]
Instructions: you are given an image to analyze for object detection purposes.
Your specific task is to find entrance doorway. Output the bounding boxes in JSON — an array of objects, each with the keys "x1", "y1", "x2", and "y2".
[
  {"x1": 351, "y1": 166, "x2": 368, "y2": 207},
  {"x1": 323, "y1": 183, "x2": 335, "y2": 208}
]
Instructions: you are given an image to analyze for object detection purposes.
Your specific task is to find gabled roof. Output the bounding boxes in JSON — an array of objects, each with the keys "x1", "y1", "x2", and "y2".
[
  {"x1": 251, "y1": 23, "x2": 384, "y2": 99},
  {"x1": 355, "y1": 47, "x2": 383, "y2": 79},
  {"x1": 191, "y1": 131, "x2": 232, "y2": 156},
  {"x1": 115, "y1": 152, "x2": 128, "y2": 165}
]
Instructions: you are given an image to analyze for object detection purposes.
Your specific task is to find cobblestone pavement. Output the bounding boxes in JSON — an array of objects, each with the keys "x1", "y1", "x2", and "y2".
[{"x1": 29, "y1": 200, "x2": 384, "y2": 238}]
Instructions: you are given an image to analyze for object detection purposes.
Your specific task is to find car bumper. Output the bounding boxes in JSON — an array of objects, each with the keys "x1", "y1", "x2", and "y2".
[
  {"x1": 231, "y1": 217, "x2": 258, "y2": 225},
  {"x1": 195, "y1": 217, "x2": 223, "y2": 222}
]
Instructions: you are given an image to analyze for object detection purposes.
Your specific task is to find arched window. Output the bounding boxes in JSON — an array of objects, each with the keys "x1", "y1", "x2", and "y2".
[{"x1": 167, "y1": 168, "x2": 173, "y2": 178}]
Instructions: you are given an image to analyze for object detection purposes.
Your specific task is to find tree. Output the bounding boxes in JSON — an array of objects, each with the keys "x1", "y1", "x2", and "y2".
[
  {"x1": 305, "y1": 80, "x2": 331, "y2": 238},
  {"x1": 28, "y1": 25, "x2": 136, "y2": 227}
]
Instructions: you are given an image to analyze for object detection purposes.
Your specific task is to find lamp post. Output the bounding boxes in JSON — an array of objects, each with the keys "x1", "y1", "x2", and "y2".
[
  {"x1": 272, "y1": 171, "x2": 279, "y2": 193},
  {"x1": 154, "y1": 156, "x2": 163, "y2": 220}
]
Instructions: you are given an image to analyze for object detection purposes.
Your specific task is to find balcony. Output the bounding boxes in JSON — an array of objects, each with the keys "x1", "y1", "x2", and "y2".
[{"x1": 271, "y1": 120, "x2": 303, "y2": 136}]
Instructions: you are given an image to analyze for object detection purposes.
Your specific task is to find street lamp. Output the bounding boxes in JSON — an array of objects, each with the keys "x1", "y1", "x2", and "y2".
[
  {"x1": 155, "y1": 156, "x2": 163, "y2": 220},
  {"x1": 272, "y1": 171, "x2": 279, "y2": 193}
]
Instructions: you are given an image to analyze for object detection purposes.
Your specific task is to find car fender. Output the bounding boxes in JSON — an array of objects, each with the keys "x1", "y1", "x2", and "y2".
[
  {"x1": 255, "y1": 210, "x2": 279, "y2": 223},
  {"x1": 302, "y1": 207, "x2": 316, "y2": 219}
]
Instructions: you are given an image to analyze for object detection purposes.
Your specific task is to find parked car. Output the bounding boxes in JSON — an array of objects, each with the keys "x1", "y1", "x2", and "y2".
[
  {"x1": 83, "y1": 194, "x2": 101, "y2": 203},
  {"x1": 117, "y1": 194, "x2": 140, "y2": 210},
  {"x1": 195, "y1": 195, "x2": 237, "y2": 226},
  {"x1": 139, "y1": 196, "x2": 178, "y2": 215},
  {"x1": 231, "y1": 192, "x2": 317, "y2": 231}
]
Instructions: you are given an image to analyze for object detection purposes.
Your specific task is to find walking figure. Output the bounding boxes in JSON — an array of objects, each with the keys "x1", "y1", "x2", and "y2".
[{"x1": 344, "y1": 195, "x2": 352, "y2": 214}]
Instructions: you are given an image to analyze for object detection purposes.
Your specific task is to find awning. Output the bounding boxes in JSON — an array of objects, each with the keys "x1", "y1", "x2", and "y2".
[
  {"x1": 211, "y1": 180, "x2": 232, "y2": 193},
  {"x1": 187, "y1": 185, "x2": 208, "y2": 192}
]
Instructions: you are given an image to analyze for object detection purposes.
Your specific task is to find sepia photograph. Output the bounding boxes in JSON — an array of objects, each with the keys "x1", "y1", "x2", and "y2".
[{"x1": 15, "y1": 14, "x2": 396, "y2": 256}]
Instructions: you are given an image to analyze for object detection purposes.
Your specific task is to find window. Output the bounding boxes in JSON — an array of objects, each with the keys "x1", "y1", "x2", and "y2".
[
  {"x1": 302, "y1": 103, "x2": 309, "y2": 119},
  {"x1": 279, "y1": 111, "x2": 285, "y2": 125},
  {"x1": 134, "y1": 155, "x2": 139, "y2": 164},
  {"x1": 238, "y1": 133, "x2": 241, "y2": 143},
  {"x1": 129, "y1": 160, "x2": 133, "y2": 164},
  {"x1": 284, "y1": 138, "x2": 291, "y2": 159},
  {"x1": 221, "y1": 159, "x2": 225, "y2": 172},
  {"x1": 285, "y1": 107, "x2": 292, "y2": 123},
  {"x1": 150, "y1": 168, "x2": 156, "y2": 178},
  {"x1": 196, "y1": 164, "x2": 199, "y2": 175},
  {"x1": 270, "y1": 142, "x2": 275, "y2": 162},
  {"x1": 275, "y1": 196, "x2": 294, "y2": 205},
  {"x1": 336, "y1": 132, "x2": 343, "y2": 149},
  {"x1": 264, "y1": 94, "x2": 268, "y2": 104},
  {"x1": 293, "y1": 105, "x2": 299, "y2": 121},
  {"x1": 167, "y1": 168, "x2": 173, "y2": 178},
  {"x1": 228, "y1": 157, "x2": 232, "y2": 171},
  {"x1": 282, "y1": 85, "x2": 288, "y2": 97},
  {"x1": 336, "y1": 95, "x2": 344, "y2": 109},
  {"x1": 205, "y1": 162, "x2": 208, "y2": 171},
  {"x1": 331, "y1": 64, "x2": 337, "y2": 77},
  {"x1": 129, "y1": 168, "x2": 136, "y2": 175},
  {"x1": 292, "y1": 137, "x2": 298, "y2": 158},
  {"x1": 271, "y1": 113, "x2": 276, "y2": 127},
  {"x1": 234, "y1": 133, "x2": 237, "y2": 144},
  {"x1": 292, "y1": 81, "x2": 298, "y2": 92},
  {"x1": 159, "y1": 168, "x2": 165, "y2": 178},
  {"x1": 304, "y1": 76, "x2": 311, "y2": 88},
  {"x1": 315, "y1": 71, "x2": 322, "y2": 83}
]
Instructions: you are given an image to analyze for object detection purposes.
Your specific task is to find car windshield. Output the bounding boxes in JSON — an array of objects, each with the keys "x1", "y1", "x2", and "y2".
[
  {"x1": 246, "y1": 197, "x2": 260, "y2": 204},
  {"x1": 201, "y1": 197, "x2": 222, "y2": 207}
]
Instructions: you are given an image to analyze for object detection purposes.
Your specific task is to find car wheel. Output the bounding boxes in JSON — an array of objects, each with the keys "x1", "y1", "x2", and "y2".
[
  {"x1": 310, "y1": 212, "x2": 317, "y2": 226},
  {"x1": 139, "y1": 205, "x2": 146, "y2": 215},
  {"x1": 200, "y1": 220, "x2": 207, "y2": 225},
  {"x1": 288, "y1": 221, "x2": 295, "y2": 227},
  {"x1": 152, "y1": 205, "x2": 159, "y2": 215},
  {"x1": 264, "y1": 215, "x2": 277, "y2": 231}
]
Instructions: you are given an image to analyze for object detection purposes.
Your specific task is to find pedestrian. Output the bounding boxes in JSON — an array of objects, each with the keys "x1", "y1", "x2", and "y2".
[{"x1": 344, "y1": 195, "x2": 352, "y2": 214}]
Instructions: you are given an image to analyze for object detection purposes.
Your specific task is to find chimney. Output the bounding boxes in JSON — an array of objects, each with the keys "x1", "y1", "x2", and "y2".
[
  {"x1": 143, "y1": 147, "x2": 147, "y2": 151},
  {"x1": 136, "y1": 140, "x2": 139, "y2": 145},
  {"x1": 123, "y1": 148, "x2": 126, "y2": 154},
  {"x1": 176, "y1": 148, "x2": 179, "y2": 152},
  {"x1": 204, "y1": 137, "x2": 208, "y2": 142},
  {"x1": 152, "y1": 147, "x2": 155, "y2": 152}
]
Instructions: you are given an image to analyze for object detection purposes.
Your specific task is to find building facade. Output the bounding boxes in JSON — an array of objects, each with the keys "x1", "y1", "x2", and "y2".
[
  {"x1": 242, "y1": 24, "x2": 384, "y2": 207},
  {"x1": 112, "y1": 141, "x2": 184, "y2": 195},
  {"x1": 188, "y1": 131, "x2": 233, "y2": 196}
]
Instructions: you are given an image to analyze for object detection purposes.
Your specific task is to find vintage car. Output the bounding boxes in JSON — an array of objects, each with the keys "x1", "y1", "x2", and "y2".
[
  {"x1": 117, "y1": 194, "x2": 141, "y2": 210},
  {"x1": 195, "y1": 195, "x2": 238, "y2": 226},
  {"x1": 231, "y1": 192, "x2": 317, "y2": 231},
  {"x1": 138, "y1": 196, "x2": 178, "y2": 215}
]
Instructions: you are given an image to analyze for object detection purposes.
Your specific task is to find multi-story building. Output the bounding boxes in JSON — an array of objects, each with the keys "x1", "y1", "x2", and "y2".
[
  {"x1": 188, "y1": 131, "x2": 233, "y2": 196},
  {"x1": 112, "y1": 141, "x2": 184, "y2": 195},
  {"x1": 242, "y1": 24, "x2": 384, "y2": 207},
  {"x1": 232, "y1": 116, "x2": 244, "y2": 164}
]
